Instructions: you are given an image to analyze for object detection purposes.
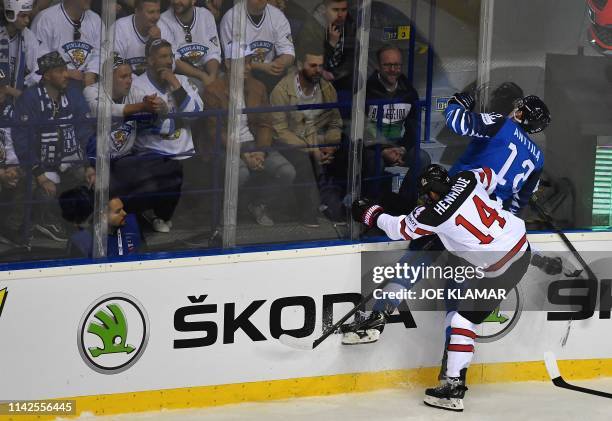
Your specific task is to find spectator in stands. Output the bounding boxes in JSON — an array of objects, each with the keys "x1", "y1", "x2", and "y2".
[
  {"x1": 126, "y1": 38, "x2": 203, "y2": 233},
  {"x1": 0, "y1": 93, "x2": 25, "y2": 246},
  {"x1": 220, "y1": 0, "x2": 294, "y2": 91},
  {"x1": 114, "y1": 0, "x2": 172, "y2": 76},
  {"x1": 83, "y1": 54, "x2": 159, "y2": 196},
  {"x1": 31, "y1": 0, "x2": 102, "y2": 87},
  {"x1": 92, "y1": 0, "x2": 135, "y2": 18},
  {"x1": 205, "y1": 42, "x2": 295, "y2": 226},
  {"x1": 196, "y1": 0, "x2": 224, "y2": 23},
  {"x1": 364, "y1": 44, "x2": 430, "y2": 201},
  {"x1": 297, "y1": 0, "x2": 355, "y2": 92},
  {"x1": 30, "y1": 0, "x2": 54, "y2": 20},
  {"x1": 59, "y1": 186, "x2": 142, "y2": 257},
  {"x1": 13, "y1": 51, "x2": 94, "y2": 242},
  {"x1": 270, "y1": 46, "x2": 342, "y2": 227},
  {"x1": 0, "y1": 0, "x2": 41, "y2": 106},
  {"x1": 161, "y1": 0, "x2": 221, "y2": 90}
]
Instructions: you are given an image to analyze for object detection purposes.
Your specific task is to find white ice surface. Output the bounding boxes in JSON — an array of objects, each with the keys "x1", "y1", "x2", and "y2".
[{"x1": 71, "y1": 378, "x2": 612, "y2": 421}]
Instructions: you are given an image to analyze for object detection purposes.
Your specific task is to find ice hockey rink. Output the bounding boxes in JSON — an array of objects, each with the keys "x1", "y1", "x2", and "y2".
[{"x1": 75, "y1": 378, "x2": 612, "y2": 421}]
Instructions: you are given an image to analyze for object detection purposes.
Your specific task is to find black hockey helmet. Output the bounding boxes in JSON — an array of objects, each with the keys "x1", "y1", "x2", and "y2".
[
  {"x1": 513, "y1": 95, "x2": 551, "y2": 134},
  {"x1": 418, "y1": 164, "x2": 451, "y2": 199}
]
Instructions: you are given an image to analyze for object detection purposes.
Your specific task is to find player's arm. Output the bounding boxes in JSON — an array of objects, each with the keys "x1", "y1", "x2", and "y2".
[
  {"x1": 510, "y1": 168, "x2": 542, "y2": 215},
  {"x1": 352, "y1": 200, "x2": 436, "y2": 241},
  {"x1": 470, "y1": 167, "x2": 499, "y2": 195},
  {"x1": 445, "y1": 92, "x2": 504, "y2": 138}
]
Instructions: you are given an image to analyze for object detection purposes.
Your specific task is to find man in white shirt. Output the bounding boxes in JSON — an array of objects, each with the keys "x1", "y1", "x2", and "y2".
[
  {"x1": 161, "y1": 0, "x2": 221, "y2": 89},
  {"x1": 127, "y1": 38, "x2": 203, "y2": 232},
  {"x1": 31, "y1": 0, "x2": 102, "y2": 86},
  {"x1": 113, "y1": 0, "x2": 172, "y2": 75},
  {"x1": 0, "y1": 0, "x2": 40, "y2": 105},
  {"x1": 220, "y1": 0, "x2": 294, "y2": 89}
]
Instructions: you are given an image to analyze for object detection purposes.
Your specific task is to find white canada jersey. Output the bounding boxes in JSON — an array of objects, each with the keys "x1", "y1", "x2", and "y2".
[
  {"x1": 128, "y1": 72, "x2": 203, "y2": 159},
  {"x1": 31, "y1": 3, "x2": 102, "y2": 74},
  {"x1": 113, "y1": 15, "x2": 173, "y2": 76},
  {"x1": 220, "y1": 2, "x2": 294, "y2": 64},
  {"x1": 2, "y1": 26, "x2": 41, "y2": 87},
  {"x1": 377, "y1": 168, "x2": 528, "y2": 277},
  {"x1": 161, "y1": 7, "x2": 221, "y2": 70},
  {"x1": 83, "y1": 83, "x2": 137, "y2": 159}
]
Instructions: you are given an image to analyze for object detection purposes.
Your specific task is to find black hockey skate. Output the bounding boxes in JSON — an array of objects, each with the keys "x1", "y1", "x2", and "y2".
[
  {"x1": 424, "y1": 377, "x2": 468, "y2": 412},
  {"x1": 340, "y1": 310, "x2": 386, "y2": 345}
]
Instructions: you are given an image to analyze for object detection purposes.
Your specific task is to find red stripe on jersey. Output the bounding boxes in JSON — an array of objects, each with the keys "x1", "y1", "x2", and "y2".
[
  {"x1": 399, "y1": 219, "x2": 413, "y2": 240},
  {"x1": 448, "y1": 344, "x2": 474, "y2": 353},
  {"x1": 485, "y1": 234, "x2": 528, "y2": 272},
  {"x1": 483, "y1": 167, "x2": 493, "y2": 187},
  {"x1": 414, "y1": 227, "x2": 433, "y2": 236},
  {"x1": 451, "y1": 328, "x2": 477, "y2": 339},
  {"x1": 478, "y1": 171, "x2": 486, "y2": 183}
]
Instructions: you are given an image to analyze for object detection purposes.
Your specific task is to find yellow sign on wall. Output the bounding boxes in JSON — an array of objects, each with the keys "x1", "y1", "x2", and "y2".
[
  {"x1": 0, "y1": 288, "x2": 6, "y2": 318},
  {"x1": 397, "y1": 26, "x2": 411, "y2": 40}
]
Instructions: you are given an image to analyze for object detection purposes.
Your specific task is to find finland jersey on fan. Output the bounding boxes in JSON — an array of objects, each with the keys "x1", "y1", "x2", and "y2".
[
  {"x1": 31, "y1": 3, "x2": 101, "y2": 74},
  {"x1": 160, "y1": 7, "x2": 221, "y2": 70},
  {"x1": 2, "y1": 26, "x2": 41, "y2": 87},
  {"x1": 128, "y1": 73, "x2": 203, "y2": 160},
  {"x1": 220, "y1": 2, "x2": 294, "y2": 64},
  {"x1": 445, "y1": 103, "x2": 544, "y2": 214},
  {"x1": 113, "y1": 15, "x2": 172, "y2": 76},
  {"x1": 377, "y1": 168, "x2": 527, "y2": 276}
]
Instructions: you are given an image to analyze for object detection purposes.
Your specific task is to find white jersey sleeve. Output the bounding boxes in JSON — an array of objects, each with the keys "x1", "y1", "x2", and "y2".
[
  {"x1": 470, "y1": 167, "x2": 498, "y2": 195},
  {"x1": 83, "y1": 83, "x2": 126, "y2": 118},
  {"x1": 269, "y1": 5, "x2": 294, "y2": 57},
  {"x1": 1, "y1": 128, "x2": 18, "y2": 165},
  {"x1": 22, "y1": 28, "x2": 41, "y2": 87}
]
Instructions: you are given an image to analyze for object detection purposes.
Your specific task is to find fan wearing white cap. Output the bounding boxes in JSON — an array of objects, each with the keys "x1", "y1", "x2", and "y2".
[{"x1": 0, "y1": 0, "x2": 40, "y2": 102}]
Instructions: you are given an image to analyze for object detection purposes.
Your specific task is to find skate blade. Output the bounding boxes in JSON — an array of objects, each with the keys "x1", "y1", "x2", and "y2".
[
  {"x1": 423, "y1": 396, "x2": 464, "y2": 412},
  {"x1": 341, "y1": 329, "x2": 380, "y2": 345}
]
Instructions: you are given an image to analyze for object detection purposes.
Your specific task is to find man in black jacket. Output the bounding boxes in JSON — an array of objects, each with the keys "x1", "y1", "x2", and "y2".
[{"x1": 364, "y1": 44, "x2": 430, "y2": 204}]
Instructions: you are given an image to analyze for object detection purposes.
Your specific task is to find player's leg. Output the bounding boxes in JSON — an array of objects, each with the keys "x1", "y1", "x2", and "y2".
[
  {"x1": 341, "y1": 236, "x2": 446, "y2": 345},
  {"x1": 424, "y1": 310, "x2": 477, "y2": 412},
  {"x1": 425, "y1": 246, "x2": 532, "y2": 411}
]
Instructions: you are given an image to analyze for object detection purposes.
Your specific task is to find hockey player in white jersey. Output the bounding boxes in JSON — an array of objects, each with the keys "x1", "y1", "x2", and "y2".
[
  {"x1": 113, "y1": 0, "x2": 172, "y2": 76},
  {"x1": 161, "y1": 0, "x2": 221, "y2": 88},
  {"x1": 220, "y1": 0, "x2": 294, "y2": 87},
  {"x1": 0, "y1": 0, "x2": 41, "y2": 102},
  {"x1": 351, "y1": 164, "x2": 532, "y2": 411},
  {"x1": 31, "y1": 0, "x2": 101, "y2": 86}
]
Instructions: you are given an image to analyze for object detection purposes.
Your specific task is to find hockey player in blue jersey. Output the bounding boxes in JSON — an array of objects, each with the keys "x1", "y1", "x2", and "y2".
[{"x1": 445, "y1": 92, "x2": 550, "y2": 214}]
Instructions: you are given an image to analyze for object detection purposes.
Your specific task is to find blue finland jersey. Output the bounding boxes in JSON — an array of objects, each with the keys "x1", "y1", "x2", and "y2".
[{"x1": 445, "y1": 104, "x2": 543, "y2": 214}]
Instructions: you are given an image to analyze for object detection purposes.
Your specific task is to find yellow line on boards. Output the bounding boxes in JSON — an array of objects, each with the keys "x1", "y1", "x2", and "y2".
[{"x1": 20, "y1": 358, "x2": 612, "y2": 420}]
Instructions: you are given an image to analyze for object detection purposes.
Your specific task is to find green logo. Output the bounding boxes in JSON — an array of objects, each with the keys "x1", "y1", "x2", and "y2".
[
  {"x1": 483, "y1": 307, "x2": 509, "y2": 324},
  {"x1": 78, "y1": 293, "x2": 149, "y2": 374},
  {"x1": 87, "y1": 304, "x2": 136, "y2": 358},
  {"x1": 476, "y1": 285, "x2": 523, "y2": 343}
]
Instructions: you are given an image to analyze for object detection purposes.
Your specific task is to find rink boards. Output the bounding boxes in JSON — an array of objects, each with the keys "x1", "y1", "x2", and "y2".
[{"x1": 1, "y1": 232, "x2": 612, "y2": 418}]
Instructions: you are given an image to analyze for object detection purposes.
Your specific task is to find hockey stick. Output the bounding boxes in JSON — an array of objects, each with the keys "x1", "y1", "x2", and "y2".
[
  {"x1": 543, "y1": 352, "x2": 612, "y2": 399},
  {"x1": 529, "y1": 200, "x2": 596, "y2": 282},
  {"x1": 279, "y1": 238, "x2": 436, "y2": 350}
]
